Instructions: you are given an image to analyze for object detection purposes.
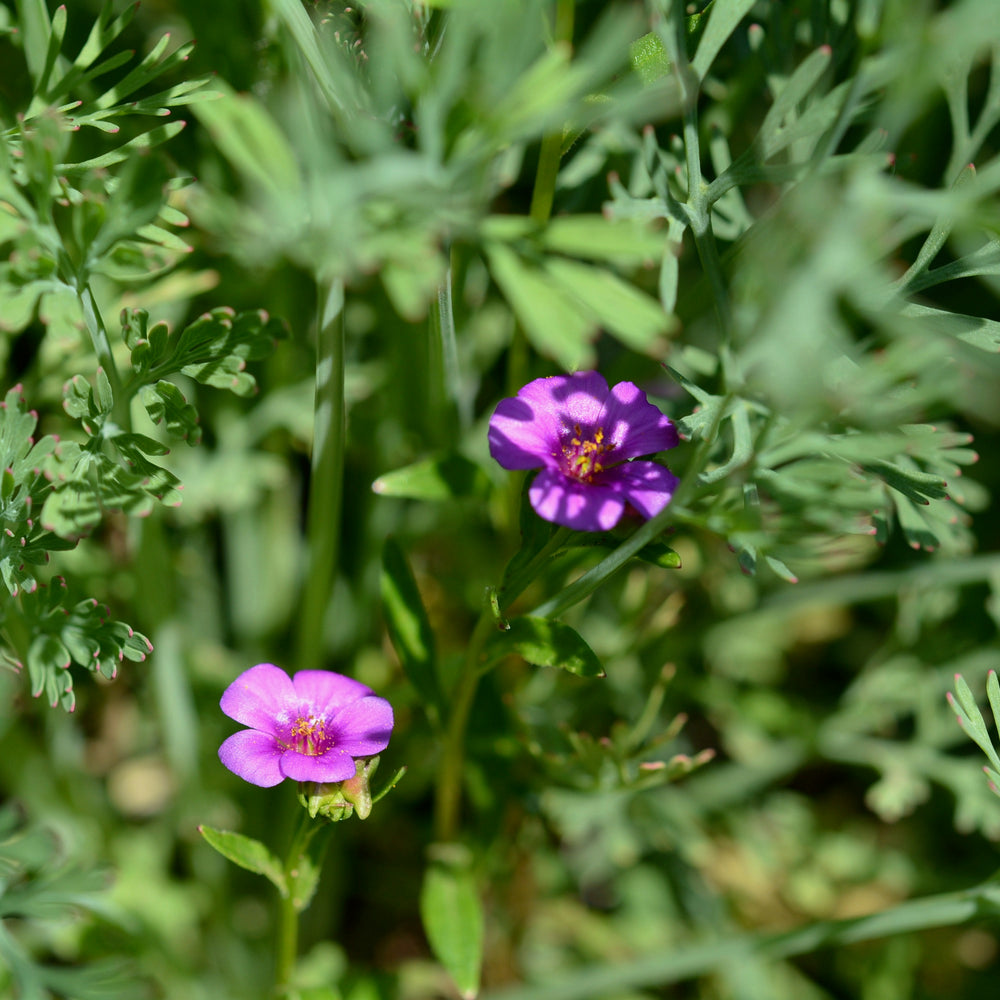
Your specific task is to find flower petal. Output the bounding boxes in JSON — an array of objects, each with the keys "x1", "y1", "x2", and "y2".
[
  {"x1": 220, "y1": 663, "x2": 295, "y2": 733},
  {"x1": 599, "y1": 381, "x2": 679, "y2": 461},
  {"x1": 329, "y1": 695, "x2": 394, "y2": 757},
  {"x1": 291, "y1": 670, "x2": 373, "y2": 718},
  {"x1": 603, "y1": 460, "x2": 680, "y2": 519},
  {"x1": 529, "y1": 467, "x2": 625, "y2": 531},
  {"x1": 218, "y1": 730, "x2": 286, "y2": 787},
  {"x1": 279, "y1": 747, "x2": 357, "y2": 783},
  {"x1": 489, "y1": 372, "x2": 610, "y2": 470}
]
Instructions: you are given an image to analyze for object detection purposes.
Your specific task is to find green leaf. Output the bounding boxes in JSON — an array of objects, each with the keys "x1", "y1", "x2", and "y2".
[
  {"x1": 635, "y1": 541, "x2": 682, "y2": 569},
  {"x1": 17, "y1": 0, "x2": 53, "y2": 86},
  {"x1": 756, "y1": 46, "x2": 834, "y2": 159},
  {"x1": 421, "y1": 844, "x2": 484, "y2": 1000},
  {"x1": 987, "y1": 670, "x2": 1000, "y2": 733},
  {"x1": 486, "y1": 242, "x2": 595, "y2": 370},
  {"x1": 288, "y1": 852, "x2": 322, "y2": 914},
  {"x1": 123, "y1": 306, "x2": 288, "y2": 396},
  {"x1": 372, "y1": 453, "x2": 489, "y2": 501},
  {"x1": 540, "y1": 216, "x2": 667, "y2": 265},
  {"x1": 380, "y1": 538, "x2": 443, "y2": 718},
  {"x1": 544, "y1": 256, "x2": 676, "y2": 354},
  {"x1": 198, "y1": 825, "x2": 288, "y2": 896},
  {"x1": 193, "y1": 84, "x2": 303, "y2": 198},
  {"x1": 949, "y1": 675, "x2": 1000, "y2": 774},
  {"x1": 60, "y1": 120, "x2": 187, "y2": 172},
  {"x1": 900, "y1": 303, "x2": 1000, "y2": 353},
  {"x1": 139, "y1": 381, "x2": 202, "y2": 444},
  {"x1": 866, "y1": 460, "x2": 947, "y2": 505},
  {"x1": 27, "y1": 634, "x2": 74, "y2": 710},
  {"x1": 565, "y1": 533, "x2": 682, "y2": 570},
  {"x1": 691, "y1": 0, "x2": 756, "y2": 82},
  {"x1": 487, "y1": 617, "x2": 605, "y2": 678}
]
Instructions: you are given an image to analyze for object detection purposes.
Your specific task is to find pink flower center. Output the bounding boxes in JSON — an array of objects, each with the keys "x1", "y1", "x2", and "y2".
[
  {"x1": 561, "y1": 424, "x2": 610, "y2": 482},
  {"x1": 285, "y1": 715, "x2": 331, "y2": 756}
]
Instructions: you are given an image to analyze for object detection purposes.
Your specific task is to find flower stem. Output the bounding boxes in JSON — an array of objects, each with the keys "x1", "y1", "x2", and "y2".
[
  {"x1": 78, "y1": 282, "x2": 131, "y2": 430},
  {"x1": 295, "y1": 279, "x2": 346, "y2": 673},
  {"x1": 662, "y1": 4, "x2": 733, "y2": 354},
  {"x1": 275, "y1": 809, "x2": 317, "y2": 994},
  {"x1": 433, "y1": 610, "x2": 495, "y2": 842},
  {"x1": 528, "y1": 0, "x2": 574, "y2": 226},
  {"x1": 497, "y1": 526, "x2": 573, "y2": 613},
  {"x1": 427, "y1": 254, "x2": 467, "y2": 443}
]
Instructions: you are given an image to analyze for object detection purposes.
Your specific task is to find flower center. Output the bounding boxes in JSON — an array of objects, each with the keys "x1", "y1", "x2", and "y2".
[
  {"x1": 286, "y1": 715, "x2": 331, "y2": 756},
  {"x1": 561, "y1": 424, "x2": 610, "y2": 482}
]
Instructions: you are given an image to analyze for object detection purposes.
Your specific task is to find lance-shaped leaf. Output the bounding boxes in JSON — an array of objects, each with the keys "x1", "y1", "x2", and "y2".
[
  {"x1": 421, "y1": 844, "x2": 484, "y2": 1000},
  {"x1": 372, "y1": 453, "x2": 489, "y2": 501},
  {"x1": 198, "y1": 826, "x2": 288, "y2": 896},
  {"x1": 381, "y1": 538, "x2": 443, "y2": 718}
]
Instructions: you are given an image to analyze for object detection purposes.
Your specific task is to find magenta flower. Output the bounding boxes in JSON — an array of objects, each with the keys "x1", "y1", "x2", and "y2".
[
  {"x1": 218, "y1": 664, "x2": 393, "y2": 788},
  {"x1": 488, "y1": 372, "x2": 680, "y2": 531}
]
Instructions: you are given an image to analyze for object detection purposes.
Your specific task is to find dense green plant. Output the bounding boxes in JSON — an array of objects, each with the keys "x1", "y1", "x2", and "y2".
[{"x1": 1, "y1": 1, "x2": 1000, "y2": 999}]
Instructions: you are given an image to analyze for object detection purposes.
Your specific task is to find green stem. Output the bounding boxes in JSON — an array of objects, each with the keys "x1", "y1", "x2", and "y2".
[
  {"x1": 78, "y1": 283, "x2": 130, "y2": 430},
  {"x1": 662, "y1": 2, "x2": 733, "y2": 354},
  {"x1": 433, "y1": 611, "x2": 495, "y2": 842},
  {"x1": 528, "y1": 0, "x2": 574, "y2": 225},
  {"x1": 428, "y1": 254, "x2": 467, "y2": 442},
  {"x1": 497, "y1": 526, "x2": 573, "y2": 613},
  {"x1": 275, "y1": 810, "x2": 319, "y2": 994},
  {"x1": 295, "y1": 279, "x2": 346, "y2": 673}
]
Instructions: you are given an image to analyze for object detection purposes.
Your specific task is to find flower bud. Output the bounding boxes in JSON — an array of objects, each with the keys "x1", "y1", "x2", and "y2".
[{"x1": 297, "y1": 755, "x2": 380, "y2": 822}]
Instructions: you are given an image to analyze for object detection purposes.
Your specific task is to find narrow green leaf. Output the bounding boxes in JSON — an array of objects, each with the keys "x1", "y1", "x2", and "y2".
[
  {"x1": 95, "y1": 367, "x2": 114, "y2": 413},
  {"x1": 900, "y1": 303, "x2": 1000, "y2": 353},
  {"x1": 487, "y1": 617, "x2": 605, "y2": 678},
  {"x1": 270, "y1": 0, "x2": 348, "y2": 114},
  {"x1": 198, "y1": 825, "x2": 288, "y2": 896},
  {"x1": 421, "y1": 845, "x2": 484, "y2": 1000},
  {"x1": 950, "y1": 675, "x2": 1000, "y2": 773},
  {"x1": 987, "y1": 670, "x2": 1000, "y2": 733},
  {"x1": 380, "y1": 538, "x2": 443, "y2": 717},
  {"x1": 17, "y1": 0, "x2": 53, "y2": 85},
  {"x1": 757, "y1": 46, "x2": 834, "y2": 159},
  {"x1": 691, "y1": 0, "x2": 756, "y2": 82},
  {"x1": 72, "y1": 0, "x2": 138, "y2": 72},
  {"x1": 60, "y1": 120, "x2": 186, "y2": 171},
  {"x1": 372, "y1": 453, "x2": 489, "y2": 501},
  {"x1": 659, "y1": 216, "x2": 688, "y2": 313}
]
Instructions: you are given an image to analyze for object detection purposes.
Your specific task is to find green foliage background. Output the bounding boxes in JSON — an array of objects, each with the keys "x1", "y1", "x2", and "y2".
[{"x1": 2, "y1": 0, "x2": 1000, "y2": 998}]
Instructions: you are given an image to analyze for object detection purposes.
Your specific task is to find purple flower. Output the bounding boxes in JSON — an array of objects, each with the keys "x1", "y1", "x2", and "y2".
[
  {"x1": 488, "y1": 372, "x2": 680, "y2": 532},
  {"x1": 218, "y1": 664, "x2": 393, "y2": 788}
]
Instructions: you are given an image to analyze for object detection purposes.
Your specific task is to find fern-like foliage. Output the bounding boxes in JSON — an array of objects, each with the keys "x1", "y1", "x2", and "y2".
[
  {"x1": 0, "y1": 803, "x2": 140, "y2": 999},
  {"x1": 0, "y1": 4, "x2": 283, "y2": 710}
]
